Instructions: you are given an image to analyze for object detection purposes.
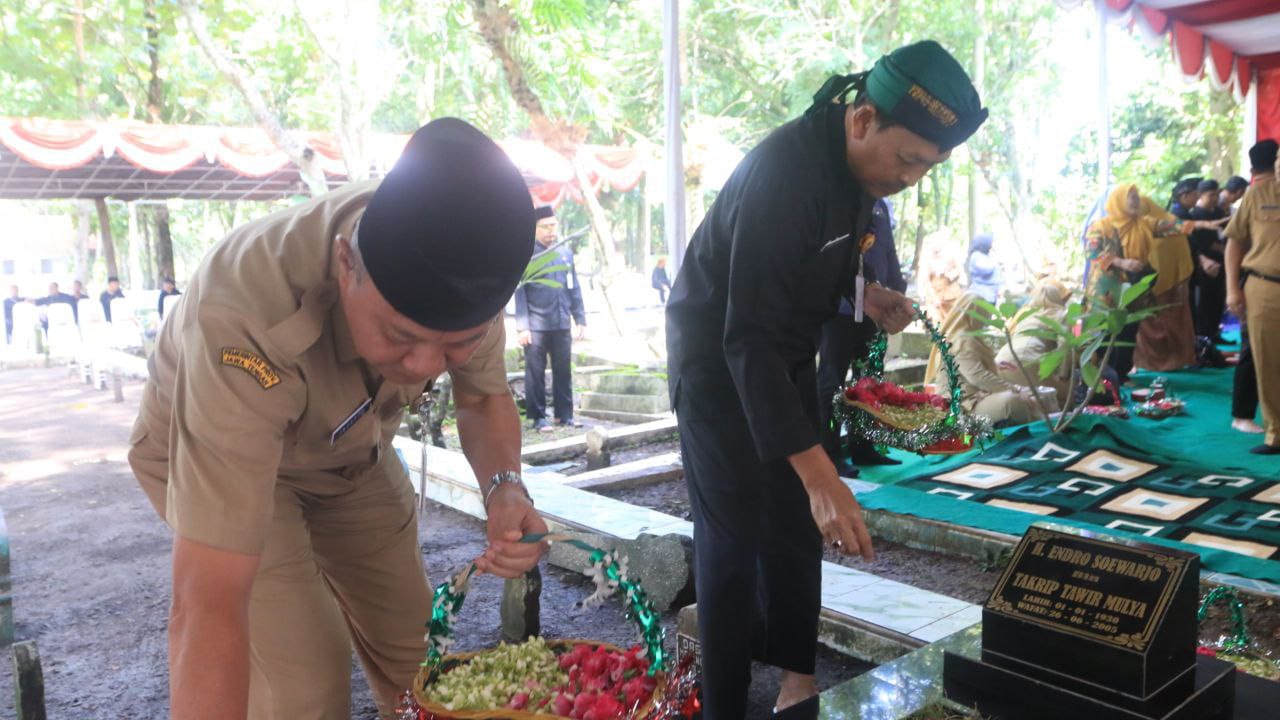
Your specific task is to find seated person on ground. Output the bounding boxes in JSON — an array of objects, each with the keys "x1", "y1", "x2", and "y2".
[
  {"x1": 926, "y1": 294, "x2": 1042, "y2": 427},
  {"x1": 996, "y1": 279, "x2": 1073, "y2": 400}
]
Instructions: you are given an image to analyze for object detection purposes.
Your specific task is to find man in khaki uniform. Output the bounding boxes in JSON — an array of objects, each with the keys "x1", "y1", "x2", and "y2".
[
  {"x1": 128, "y1": 118, "x2": 548, "y2": 719},
  {"x1": 1226, "y1": 138, "x2": 1280, "y2": 454}
]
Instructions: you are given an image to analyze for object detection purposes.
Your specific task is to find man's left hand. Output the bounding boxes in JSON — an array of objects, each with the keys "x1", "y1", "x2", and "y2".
[
  {"x1": 864, "y1": 284, "x2": 916, "y2": 334},
  {"x1": 476, "y1": 486, "x2": 549, "y2": 578},
  {"x1": 575, "y1": 325, "x2": 587, "y2": 341}
]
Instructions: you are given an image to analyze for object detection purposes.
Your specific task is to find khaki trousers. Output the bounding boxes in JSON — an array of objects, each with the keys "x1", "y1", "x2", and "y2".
[
  {"x1": 1246, "y1": 276, "x2": 1280, "y2": 446},
  {"x1": 129, "y1": 432, "x2": 431, "y2": 720}
]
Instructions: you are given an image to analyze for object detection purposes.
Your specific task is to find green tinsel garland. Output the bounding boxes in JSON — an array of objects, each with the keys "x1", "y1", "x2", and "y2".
[
  {"x1": 833, "y1": 304, "x2": 992, "y2": 453},
  {"x1": 1197, "y1": 586, "x2": 1251, "y2": 654},
  {"x1": 420, "y1": 533, "x2": 667, "y2": 684}
]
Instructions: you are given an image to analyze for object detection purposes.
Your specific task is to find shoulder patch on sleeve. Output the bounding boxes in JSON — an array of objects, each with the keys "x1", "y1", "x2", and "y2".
[{"x1": 220, "y1": 348, "x2": 281, "y2": 389}]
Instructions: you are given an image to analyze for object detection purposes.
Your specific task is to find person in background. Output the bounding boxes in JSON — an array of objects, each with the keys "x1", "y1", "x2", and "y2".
[
  {"x1": 651, "y1": 257, "x2": 671, "y2": 304},
  {"x1": 34, "y1": 281, "x2": 79, "y2": 327},
  {"x1": 965, "y1": 233, "x2": 1001, "y2": 303},
  {"x1": 514, "y1": 206, "x2": 587, "y2": 432},
  {"x1": 4, "y1": 284, "x2": 25, "y2": 344},
  {"x1": 1222, "y1": 176, "x2": 1248, "y2": 212},
  {"x1": 926, "y1": 294, "x2": 1041, "y2": 426},
  {"x1": 1168, "y1": 177, "x2": 1201, "y2": 219},
  {"x1": 920, "y1": 235, "x2": 965, "y2": 322},
  {"x1": 100, "y1": 276, "x2": 125, "y2": 323},
  {"x1": 1225, "y1": 139, "x2": 1280, "y2": 454},
  {"x1": 157, "y1": 277, "x2": 181, "y2": 319},
  {"x1": 1135, "y1": 191, "x2": 1198, "y2": 372},
  {"x1": 1085, "y1": 184, "x2": 1223, "y2": 383},
  {"x1": 71, "y1": 279, "x2": 88, "y2": 300},
  {"x1": 817, "y1": 198, "x2": 905, "y2": 476},
  {"x1": 1189, "y1": 179, "x2": 1228, "y2": 342},
  {"x1": 995, "y1": 279, "x2": 1072, "y2": 400}
]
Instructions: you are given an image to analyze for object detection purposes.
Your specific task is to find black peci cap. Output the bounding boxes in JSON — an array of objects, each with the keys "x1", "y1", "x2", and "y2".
[
  {"x1": 358, "y1": 118, "x2": 536, "y2": 331},
  {"x1": 1249, "y1": 139, "x2": 1278, "y2": 173}
]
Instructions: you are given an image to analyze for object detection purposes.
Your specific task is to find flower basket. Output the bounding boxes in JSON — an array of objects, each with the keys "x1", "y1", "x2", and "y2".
[
  {"x1": 832, "y1": 307, "x2": 992, "y2": 455},
  {"x1": 398, "y1": 534, "x2": 699, "y2": 720},
  {"x1": 411, "y1": 639, "x2": 668, "y2": 719}
]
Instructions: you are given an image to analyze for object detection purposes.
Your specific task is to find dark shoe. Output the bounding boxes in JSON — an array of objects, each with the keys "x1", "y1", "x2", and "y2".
[
  {"x1": 1249, "y1": 444, "x2": 1280, "y2": 455},
  {"x1": 848, "y1": 441, "x2": 900, "y2": 466},
  {"x1": 835, "y1": 458, "x2": 860, "y2": 478},
  {"x1": 531, "y1": 418, "x2": 553, "y2": 433}
]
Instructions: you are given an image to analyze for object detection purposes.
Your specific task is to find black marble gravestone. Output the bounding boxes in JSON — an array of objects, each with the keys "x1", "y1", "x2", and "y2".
[{"x1": 944, "y1": 526, "x2": 1236, "y2": 720}]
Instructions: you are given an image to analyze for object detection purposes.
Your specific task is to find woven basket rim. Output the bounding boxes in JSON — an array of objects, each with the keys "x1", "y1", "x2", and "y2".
[
  {"x1": 412, "y1": 638, "x2": 667, "y2": 720},
  {"x1": 843, "y1": 397, "x2": 947, "y2": 431}
]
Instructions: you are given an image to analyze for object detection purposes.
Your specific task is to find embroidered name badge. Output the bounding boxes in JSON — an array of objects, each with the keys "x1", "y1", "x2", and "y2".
[
  {"x1": 220, "y1": 348, "x2": 281, "y2": 389},
  {"x1": 331, "y1": 397, "x2": 373, "y2": 446}
]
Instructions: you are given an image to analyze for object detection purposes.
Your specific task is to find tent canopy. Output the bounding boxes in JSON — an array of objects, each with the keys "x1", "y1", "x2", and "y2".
[
  {"x1": 1075, "y1": 0, "x2": 1280, "y2": 140},
  {"x1": 0, "y1": 118, "x2": 645, "y2": 203}
]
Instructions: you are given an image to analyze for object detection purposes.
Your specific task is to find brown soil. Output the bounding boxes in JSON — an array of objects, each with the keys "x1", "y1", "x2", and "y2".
[
  {"x1": 602, "y1": 476, "x2": 1280, "y2": 663},
  {"x1": 599, "y1": 476, "x2": 1005, "y2": 605},
  {"x1": 0, "y1": 367, "x2": 861, "y2": 720}
]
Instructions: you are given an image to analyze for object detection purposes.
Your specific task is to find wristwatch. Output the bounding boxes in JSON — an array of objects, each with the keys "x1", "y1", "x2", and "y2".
[{"x1": 484, "y1": 470, "x2": 532, "y2": 510}]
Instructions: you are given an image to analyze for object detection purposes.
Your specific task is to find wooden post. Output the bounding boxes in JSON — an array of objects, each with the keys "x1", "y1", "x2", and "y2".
[{"x1": 13, "y1": 641, "x2": 46, "y2": 720}]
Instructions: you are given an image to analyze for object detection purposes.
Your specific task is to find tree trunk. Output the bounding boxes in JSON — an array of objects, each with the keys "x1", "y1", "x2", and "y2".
[
  {"x1": 72, "y1": 0, "x2": 88, "y2": 114},
  {"x1": 74, "y1": 204, "x2": 94, "y2": 283},
  {"x1": 144, "y1": 0, "x2": 165, "y2": 122},
  {"x1": 140, "y1": 207, "x2": 155, "y2": 290},
  {"x1": 95, "y1": 198, "x2": 119, "y2": 280},
  {"x1": 572, "y1": 159, "x2": 627, "y2": 341},
  {"x1": 153, "y1": 205, "x2": 175, "y2": 282},
  {"x1": 911, "y1": 182, "x2": 927, "y2": 278},
  {"x1": 179, "y1": 0, "x2": 329, "y2": 196},
  {"x1": 468, "y1": 0, "x2": 548, "y2": 124}
]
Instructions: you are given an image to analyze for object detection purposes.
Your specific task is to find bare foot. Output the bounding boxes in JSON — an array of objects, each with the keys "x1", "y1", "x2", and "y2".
[
  {"x1": 1232, "y1": 418, "x2": 1265, "y2": 434},
  {"x1": 775, "y1": 670, "x2": 818, "y2": 713}
]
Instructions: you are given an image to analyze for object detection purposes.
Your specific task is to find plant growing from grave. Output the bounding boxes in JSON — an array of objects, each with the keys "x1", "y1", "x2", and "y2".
[{"x1": 965, "y1": 274, "x2": 1163, "y2": 435}]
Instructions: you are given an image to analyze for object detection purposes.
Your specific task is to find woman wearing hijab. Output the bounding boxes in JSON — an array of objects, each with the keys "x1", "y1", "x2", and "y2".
[
  {"x1": 995, "y1": 279, "x2": 1073, "y2": 399},
  {"x1": 1085, "y1": 184, "x2": 1223, "y2": 382},
  {"x1": 925, "y1": 294, "x2": 1040, "y2": 426},
  {"x1": 966, "y1": 233, "x2": 1001, "y2": 303}
]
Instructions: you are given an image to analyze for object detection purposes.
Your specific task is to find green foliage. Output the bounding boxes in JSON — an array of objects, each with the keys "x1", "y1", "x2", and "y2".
[{"x1": 968, "y1": 275, "x2": 1162, "y2": 434}]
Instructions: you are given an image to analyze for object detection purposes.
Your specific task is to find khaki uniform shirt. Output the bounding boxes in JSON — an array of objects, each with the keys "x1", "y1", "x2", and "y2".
[
  {"x1": 133, "y1": 180, "x2": 509, "y2": 555},
  {"x1": 1226, "y1": 175, "x2": 1280, "y2": 277}
]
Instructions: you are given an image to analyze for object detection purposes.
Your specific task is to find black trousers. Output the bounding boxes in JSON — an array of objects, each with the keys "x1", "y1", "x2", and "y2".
[
  {"x1": 1193, "y1": 268, "x2": 1227, "y2": 339},
  {"x1": 816, "y1": 314, "x2": 878, "y2": 464},
  {"x1": 524, "y1": 329, "x2": 574, "y2": 422},
  {"x1": 1109, "y1": 321, "x2": 1140, "y2": 384},
  {"x1": 677, "y1": 392, "x2": 823, "y2": 720},
  {"x1": 1234, "y1": 322, "x2": 1259, "y2": 420}
]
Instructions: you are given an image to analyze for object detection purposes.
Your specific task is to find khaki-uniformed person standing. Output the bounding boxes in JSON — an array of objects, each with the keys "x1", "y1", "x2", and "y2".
[
  {"x1": 128, "y1": 118, "x2": 549, "y2": 719},
  {"x1": 1226, "y1": 138, "x2": 1280, "y2": 454}
]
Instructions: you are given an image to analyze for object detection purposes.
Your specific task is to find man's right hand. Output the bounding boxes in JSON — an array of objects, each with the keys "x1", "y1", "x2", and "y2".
[
  {"x1": 789, "y1": 445, "x2": 875, "y2": 561},
  {"x1": 170, "y1": 536, "x2": 260, "y2": 720},
  {"x1": 1227, "y1": 290, "x2": 1246, "y2": 317},
  {"x1": 517, "y1": 330, "x2": 532, "y2": 347}
]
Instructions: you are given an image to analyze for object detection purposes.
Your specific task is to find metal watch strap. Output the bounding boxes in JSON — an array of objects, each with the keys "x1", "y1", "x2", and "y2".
[{"x1": 484, "y1": 470, "x2": 531, "y2": 510}]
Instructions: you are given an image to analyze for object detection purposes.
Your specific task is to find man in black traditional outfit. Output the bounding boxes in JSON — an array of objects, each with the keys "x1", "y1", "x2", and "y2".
[{"x1": 665, "y1": 40, "x2": 987, "y2": 718}]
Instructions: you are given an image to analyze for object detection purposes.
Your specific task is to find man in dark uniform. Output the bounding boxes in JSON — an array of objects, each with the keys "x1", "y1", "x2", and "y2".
[
  {"x1": 816, "y1": 198, "x2": 905, "y2": 475},
  {"x1": 100, "y1": 276, "x2": 125, "y2": 323},
  {"x1": 1190, "y1": 179, "x2": 1229, "y2": 342},
  {"x1": 158, "y1": 276, "x2": 181, "y2": 319},
  {"x1": 34, "y1": 281, "x2": 79, "y2": 328},
  {"x1": 4, "y1": 284, "x2": 25, "y2": 344},
  {"x1": 514, "y1": 206, "x2": 587, "y2": 431},
  {"x1": 666, "y1": 40, "x2": 986, "y2": 718}
]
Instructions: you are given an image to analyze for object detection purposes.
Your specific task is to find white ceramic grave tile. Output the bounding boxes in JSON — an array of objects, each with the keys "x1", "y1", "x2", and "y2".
[{"x1": 908, "y1": 604, "x2": 983, "y2": 643}]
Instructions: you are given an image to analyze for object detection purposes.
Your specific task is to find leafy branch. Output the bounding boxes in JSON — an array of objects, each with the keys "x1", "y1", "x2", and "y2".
[{"x1": 966, "y1": 274, "x2": 1163, "y2": 434}]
